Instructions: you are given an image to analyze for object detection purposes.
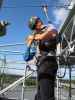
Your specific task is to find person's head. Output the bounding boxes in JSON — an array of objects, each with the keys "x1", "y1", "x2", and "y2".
[{"x1": 28, "y1": 16, "x2": 43, "y2": 31}]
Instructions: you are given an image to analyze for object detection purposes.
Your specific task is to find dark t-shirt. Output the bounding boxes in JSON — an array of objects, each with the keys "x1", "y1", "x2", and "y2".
[
  {"x1": 36, "y1": 24, "x2": 58, "y2": 76},
  {"x1": 38, "y1": 24, "x2": 58, "y2": 53}
]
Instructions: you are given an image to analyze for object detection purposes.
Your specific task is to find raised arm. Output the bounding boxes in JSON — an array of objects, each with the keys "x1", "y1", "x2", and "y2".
[{"x1": 34, "y1": 27, "x2": 58, "y2": 40}]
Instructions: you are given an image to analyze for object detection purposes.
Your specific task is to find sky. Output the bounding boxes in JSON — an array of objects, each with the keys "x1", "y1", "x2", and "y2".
[
  {"x1": 0, "y1": 0, "x2": 69, "y2": 56},
  {"x1": 0, "y1": 0, "x2": 75, "y2": 78},
  {"x1": 0, "y1": 0, "x2": 70, "y2": 44}
]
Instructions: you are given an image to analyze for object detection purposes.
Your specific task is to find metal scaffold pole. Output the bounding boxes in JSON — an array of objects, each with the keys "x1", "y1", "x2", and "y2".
[
  {"x1": 69, "y1": 63, "x2": 72, "y2": 100},
  {"x1": 21, "y1": 62, "x2": 27, "y2": 100},
  {"x1": 68, "y1": 14, "x2": 75, "y2": 100}
]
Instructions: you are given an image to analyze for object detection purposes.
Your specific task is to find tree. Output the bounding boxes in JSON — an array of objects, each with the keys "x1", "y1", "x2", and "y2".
[
  {"x1": 0, "y1": 0, "x2": 3, "y2": 9},
  {"x1": 0, "y1": 21, "x2": 10, "y2": 36}
]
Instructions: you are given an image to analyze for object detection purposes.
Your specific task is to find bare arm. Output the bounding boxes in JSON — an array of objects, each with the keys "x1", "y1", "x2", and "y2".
[
  {"x1": 26, "y1": 35, "x2": 34, "y2": 47},
  {"x1": 34, "y1": 27, "x2": 58, "y2": 40},
  {"x1": 26, "y1": 27, "x2": 58, "y2": 45}
]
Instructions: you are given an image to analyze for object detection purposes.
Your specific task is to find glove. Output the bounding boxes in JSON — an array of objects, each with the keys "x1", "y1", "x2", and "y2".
[{"x1": 23, "y1": 46, "x2": 36, "y2": 61}]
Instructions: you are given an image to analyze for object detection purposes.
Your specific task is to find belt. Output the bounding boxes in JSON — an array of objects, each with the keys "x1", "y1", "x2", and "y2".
[{"x1": 39, "y1": 50, "x2": 56, "y2": 57}]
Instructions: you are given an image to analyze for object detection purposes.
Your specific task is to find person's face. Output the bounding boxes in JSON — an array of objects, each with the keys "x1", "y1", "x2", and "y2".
[{"x1": 35, "y1": 20, "x2": 43, "y2": 30}]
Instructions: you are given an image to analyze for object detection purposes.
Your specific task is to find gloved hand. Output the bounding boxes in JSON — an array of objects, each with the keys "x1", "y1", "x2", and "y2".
[{"x1": 23, "y1": 46, "x2": 36, "y2": 61}]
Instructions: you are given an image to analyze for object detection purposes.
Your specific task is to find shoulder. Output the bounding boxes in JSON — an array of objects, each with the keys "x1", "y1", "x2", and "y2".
[
  {"x1": 47, "y1": 24, "x2": 58, "y2": 33},
  {"x1": 46, "y1": 24, "x2": 58, "y2": 38}
]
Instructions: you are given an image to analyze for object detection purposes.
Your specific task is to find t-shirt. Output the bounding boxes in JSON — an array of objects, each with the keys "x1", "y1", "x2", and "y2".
[{"x1": 39, "y1": 24, "x2": 58, "y2": 53}]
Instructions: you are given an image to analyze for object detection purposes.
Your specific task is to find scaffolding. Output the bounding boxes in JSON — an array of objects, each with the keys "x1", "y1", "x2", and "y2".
[{"x1": 0, "y1": 0, "x2": 75, "y2": 100}]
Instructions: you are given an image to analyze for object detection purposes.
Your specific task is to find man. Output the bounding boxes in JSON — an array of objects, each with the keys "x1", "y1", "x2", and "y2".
[{"x1": 26, "y1": 16, "x2": 58, "y2": 100}]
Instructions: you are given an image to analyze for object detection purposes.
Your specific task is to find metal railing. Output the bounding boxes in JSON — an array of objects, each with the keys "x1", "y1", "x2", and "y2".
[
  {"x1": 56, "y1": 2, "x2": 75, "y2": 100},
  {"x1": 0, "y1": 63, "x2": 36, "y2": 100}
]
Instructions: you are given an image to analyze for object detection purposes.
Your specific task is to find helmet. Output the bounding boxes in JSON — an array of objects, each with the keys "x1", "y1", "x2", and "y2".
[{"x1": 28, "y1": 16, "x2": 41, "y2": 30}]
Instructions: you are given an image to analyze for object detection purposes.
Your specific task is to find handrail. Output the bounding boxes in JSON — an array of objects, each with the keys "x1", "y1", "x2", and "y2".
[{"x1": 0, "y1": 71, "x2": 35, "y2": 95}]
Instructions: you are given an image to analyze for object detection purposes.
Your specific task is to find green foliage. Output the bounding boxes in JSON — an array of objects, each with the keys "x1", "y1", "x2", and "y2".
[
  {"x1": 0, "y1": 0, "x2": 3, "y2": 8},
  {"x1": 0, "y1": 74, "x2": 21, "y2": 85},
  {"x1": 60, "y1": 79, "x2": 75, "y2": 84},
  {"x1": 0, "y1": 74, "x2": 36, "y2": 87},
  {"x1": 0, "y1": 25, "x2": 6, "y2": 36},
  {"x1": 25, "y1": 77, "x2": 36, "y2": 86}
]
